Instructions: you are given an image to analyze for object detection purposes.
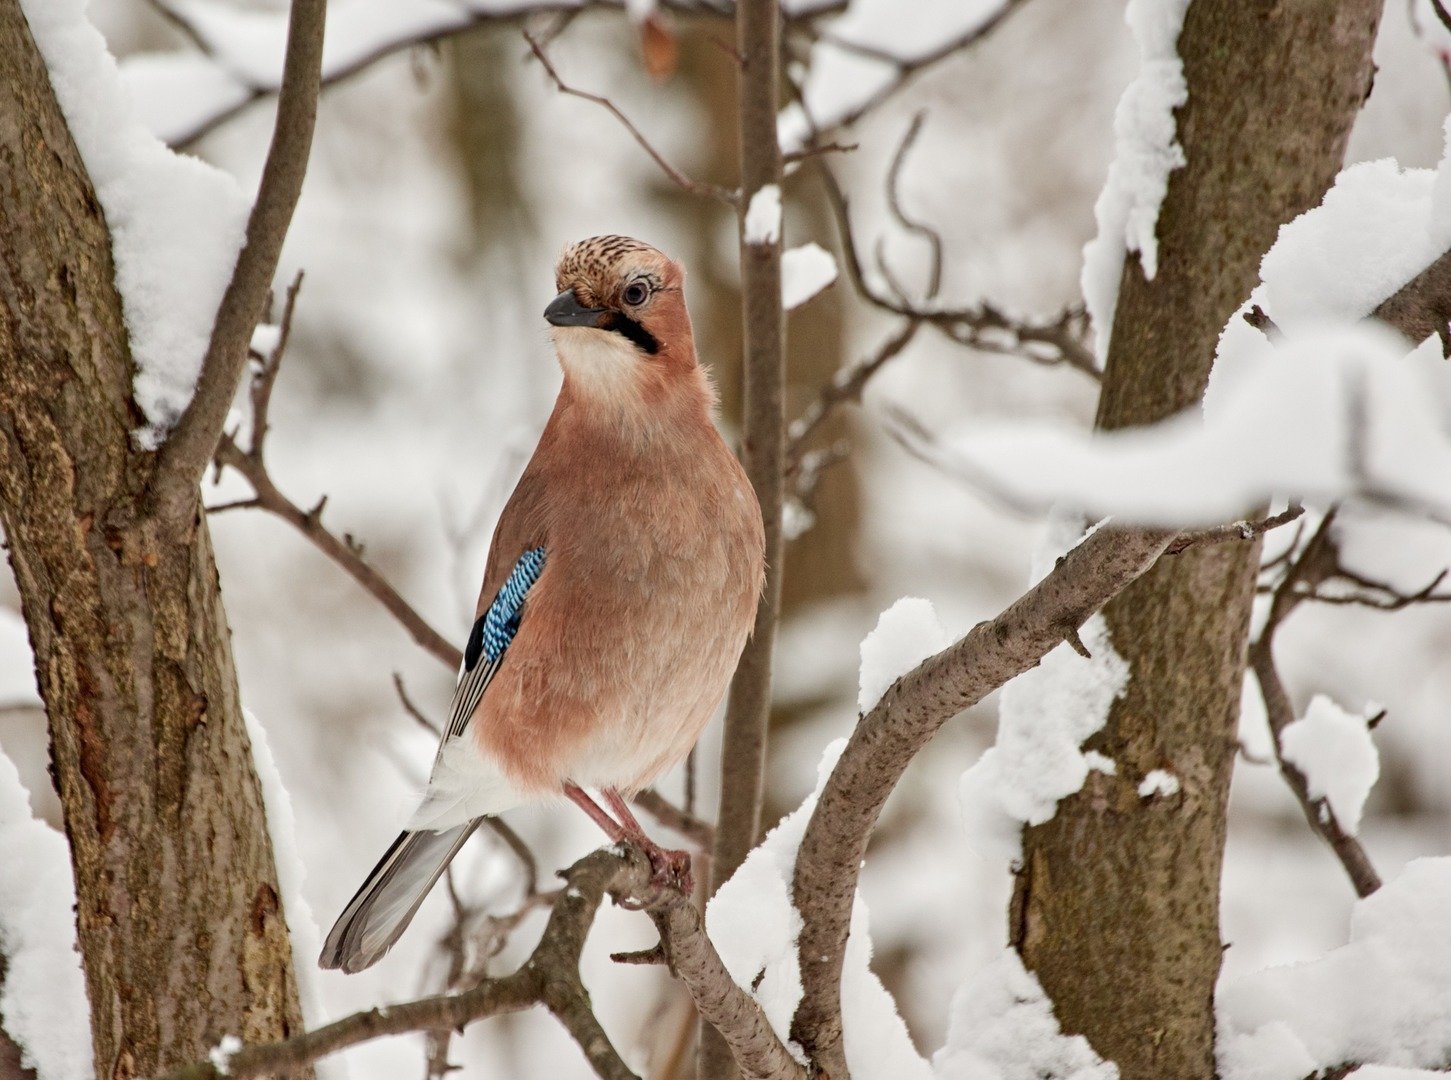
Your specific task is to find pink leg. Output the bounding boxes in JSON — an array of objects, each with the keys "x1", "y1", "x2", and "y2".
[
  {"x1": 602, "y1": 788, "x2": 647, "y2": 837},
  {"x1": 564, "y1": 783, "x2": 628, "y2": 844},
  {"x1": 565, "y1": 783, "x2": 692, "y2": 896}
]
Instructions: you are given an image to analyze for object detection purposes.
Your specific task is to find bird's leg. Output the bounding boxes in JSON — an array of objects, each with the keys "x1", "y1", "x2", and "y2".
[
  {"x1": 603, "y1": 787, "x2": 692, "y2": 894},
  {"x1": 601, "y1": 788, "x2": 646, "y2": 835},
  {"x1": 563, "y1": 783, "x2": 629, "y2": 844}
]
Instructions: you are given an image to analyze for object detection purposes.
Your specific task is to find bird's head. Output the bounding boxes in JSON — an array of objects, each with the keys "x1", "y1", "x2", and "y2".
[{"x1": 545, "y1": 236, "x2": 703, "y2": 408}]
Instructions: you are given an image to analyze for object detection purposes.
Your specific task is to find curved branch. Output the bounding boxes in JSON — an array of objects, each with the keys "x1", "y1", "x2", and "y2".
[
  {"x1": 788, "y1": 524, "x2": 1177, "y2": 1073},
  {"x1": 145, "y1": 0, "x2": 325, "y2": 530}
]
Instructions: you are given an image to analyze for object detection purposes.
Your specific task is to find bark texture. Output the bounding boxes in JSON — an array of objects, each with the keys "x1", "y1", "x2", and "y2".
[
  {"x1": 0, "y1": 4, "x2": 306, "y2": 1075},
  {"x1": 1010, "y1": 3, "x2": 1383, "y2": 1079}
]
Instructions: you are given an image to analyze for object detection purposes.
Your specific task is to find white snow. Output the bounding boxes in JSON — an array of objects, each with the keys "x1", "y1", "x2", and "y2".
[
  {"x1": 744, "y1": 185, "x2": 783, "y2": 246},
  {"x1": 933, "y1": 950, "x2": 1118, "y2": 1080},
  {"x1": 782, "y1": 242, "x2": 839, "y2": 310},
  {"x1": 958, "y1": 516, "x2": 1129, "y2": 861},
  {"x1": 208, "y1": 1034, "x2": 242, "y2": 1075},
  {"x1": 242, "y1": 711, "x2": 344, "y2": 1078},
  {"x1": 0, "y1": 751, "x2": 93, "y2": 1080},
  {"x1": 1219, "y1": 857, "x2": 1451, "y2": 1078},
  {"x1": 916, "y1": 323, "x2": 1451, "y2": 527},
  {"x1": 0, "y1": 611, "x2": 41, "y2": 707},
  {"x1": 250, "y1": 322, "x2": 282, "y2": 358},
  {"x1": 1136, "y1": 769, "x2": 1180, "y2": 799},
  {"x1": 22, "y1": 0, "x2": 250, "y2": 449},
  {"x1": 708, "y1": 740, "x2": 931, "y2": 1079},
  {"x1": 1083, "y1": 751, "x2": 1117, "y2": 776},
  {"x1": 1079, "y1": 0, "x2": 1192, "y2": 358},
  {"x1": 858, "y1": 597, "x2": 952, "y2": 713},
  {"x1": 1278, "y1": 695, "x2": 1380, "y2": 836}
]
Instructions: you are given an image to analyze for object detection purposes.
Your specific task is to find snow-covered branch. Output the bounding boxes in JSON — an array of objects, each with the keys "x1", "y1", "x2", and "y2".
[
  {"x1": 146, "y1": 0, "x2": 326, "y2": 530},
  {"x1": 789, "y1": 521, "x2": 1179, "y2": 1074}
]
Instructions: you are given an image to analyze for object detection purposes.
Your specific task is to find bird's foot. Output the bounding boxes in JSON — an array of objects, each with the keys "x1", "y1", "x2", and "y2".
[
  {"x1": 615, "y1": 837, "x2": 692, "y2": 909},
  {"x1": 644, "y1": 841, "x2": 692, "y2": 895}
]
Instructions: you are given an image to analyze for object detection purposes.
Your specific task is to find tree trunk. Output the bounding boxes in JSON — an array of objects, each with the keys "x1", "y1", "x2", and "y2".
[
  {"x1": 1010, "y1": 3, "x2": 1382, "y2": 1078},
  {"x1": 0, "y1": 4, "x2": 307, "y2": 1075}
]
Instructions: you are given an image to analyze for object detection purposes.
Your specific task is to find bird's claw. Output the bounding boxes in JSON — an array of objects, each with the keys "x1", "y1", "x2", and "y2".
[
  {"x1": 615, "y1": 840, "x2": 692, "y2": 910},
  {"x1": 646, "y1": 844, "x2": 692, "y2": 894}
]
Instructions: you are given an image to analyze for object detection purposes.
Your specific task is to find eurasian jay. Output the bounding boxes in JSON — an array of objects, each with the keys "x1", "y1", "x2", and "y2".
[{"x1": 320, "y1": 235, "x2": 765, "y2": 973}]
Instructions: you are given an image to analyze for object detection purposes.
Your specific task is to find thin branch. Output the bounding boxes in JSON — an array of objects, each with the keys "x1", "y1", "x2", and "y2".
[
  {"x1": 145, "y1": 0, "x2": 326, "y2": 530},
  {"x1": 149, "y1": 846, "x2": 802, "y2": 1080},
  {"x1": 1430, "y1": 0, "x2": 1451, "y2": 37},
  {"x1": 881, "y1": 112, "x2": 942, "y2": 300},
  {"x1": 247, "y1": 272, "x2": 304, "y2": 451},
  {"x1": 789, "y1": 523, "x2": 1179, "y2": 1073},
  {"x1": 815, "y1": 160, "x2": 1099, "y2": 379},
  {"x1": 1249, "y1": 509, "x2": 1382, "y2": 898},
  {"x1": 147, "y1": 850, "x2": 638, "y2": 1080},
  {"x1": 795, "y1": 0, "x2": 1034, "y2": 139},
  {"x1": 393, "y1": 672, "x2": 441, "y2": 737},
  {"x1": 523, "y1": 30, "x2": 736, "y2": 205},
  {"x1": 148, "y1": 0, "x2": 846, "y2": 149},
  {"x1": 214, "y1": 434, "x2": 462, "y2": 669},
  {"x1": 786, "y1": 320, "x2": 921, "y2": 471},
  {"x1": 1164, "y1": 506, "x2": 1306, "y2": 555}
]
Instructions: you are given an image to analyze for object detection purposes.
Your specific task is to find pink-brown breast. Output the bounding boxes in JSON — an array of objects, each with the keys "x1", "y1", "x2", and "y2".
[{"x1": 470, "y1": 379, "x2": 765, "y2": 795}]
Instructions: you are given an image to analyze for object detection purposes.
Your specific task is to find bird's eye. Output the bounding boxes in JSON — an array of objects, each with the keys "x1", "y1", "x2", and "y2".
[{"x1": 622, "y1": 281, "x2": 650, "y2": 306}]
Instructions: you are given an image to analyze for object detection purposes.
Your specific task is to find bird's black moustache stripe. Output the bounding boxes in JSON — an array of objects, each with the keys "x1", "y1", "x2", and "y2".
[{"x1": 601, "y1": 311, "x2": 659, "y2": 355}]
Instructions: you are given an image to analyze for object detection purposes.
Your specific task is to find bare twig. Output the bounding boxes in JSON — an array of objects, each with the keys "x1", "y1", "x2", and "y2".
[
  {"x1": 148, "y1": 0, "x2": 846, "y2": 148},
  {"x1": 786, "y1": 320, "x2": 921, "y2": 471},
  {"x1": 146, "y1": 0, "x2": 326, "y2": 530},
  {"x1": 795, "y1": 0, "x2": 1034, "y2": 139},
  {"x1": 246, "y1": 272, "x2": 304, "y2": 450},
  {"x1": 1430, "y1": 0, "x2": 1451, "y2": 36},
  {"x1": 1164, "y1": 506, "x2": 1306, "y2": 555},
  {"x1": 815, "y1": 160, "x2": 1099, "y2": 379},
  {"x1": 1249, "y1": 509, "x2": 1382, "y2": 898},
  {"x1": 881, "y1": 112, "x2": 942, "y2": 300},
  {"x1": 789, "y1": 523, "x2": 1179, "y2": 1074},
  {"x1": 393, "y1": 672, "x2": 441, "y2": 736},
  {"x1": 215, "y1": 434, "x2": 461, "y2": 668},
  {"x1": 523, "y1": 30, "x2": 736, "y2": 205}
]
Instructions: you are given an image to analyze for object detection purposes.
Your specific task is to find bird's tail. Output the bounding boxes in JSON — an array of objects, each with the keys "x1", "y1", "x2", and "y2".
[{"x1": 319, "y1": 820, "x2": 479, "y2": 973}]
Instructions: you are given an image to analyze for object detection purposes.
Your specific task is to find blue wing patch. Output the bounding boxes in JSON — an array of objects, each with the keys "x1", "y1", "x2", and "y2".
[
  {"x1": 471, "y1": 547, "x2": 547, "y2": 669},
  {"x1": 445, "y1": 548, "x2": 547, "y2": 743}
]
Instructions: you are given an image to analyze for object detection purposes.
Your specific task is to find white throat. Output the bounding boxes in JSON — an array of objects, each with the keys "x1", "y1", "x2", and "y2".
[{"x1": 552, "y1": 326, "x2": 645, "y2": 408}]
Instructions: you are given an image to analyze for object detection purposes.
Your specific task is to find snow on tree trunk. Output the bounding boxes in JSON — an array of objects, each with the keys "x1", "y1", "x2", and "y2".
[
  {"x1": 1010, "y1": 2, "x2": 1383, "y2": 1078},
  {"x1": 0, "y1": 4, "x2": 307, "y2": 1075}
]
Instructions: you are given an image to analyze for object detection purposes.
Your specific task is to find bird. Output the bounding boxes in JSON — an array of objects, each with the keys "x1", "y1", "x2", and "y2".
[{"x1": 319, "y1": 235, "x2": 766, "y2": 974}]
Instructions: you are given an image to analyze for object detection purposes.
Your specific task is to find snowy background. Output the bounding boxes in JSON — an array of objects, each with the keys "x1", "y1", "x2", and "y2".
[{"x1": 4, "y1": 0, "x2": 1451, "y2": 1077}]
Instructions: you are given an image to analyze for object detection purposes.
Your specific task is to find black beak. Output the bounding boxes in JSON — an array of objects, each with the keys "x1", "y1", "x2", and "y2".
[{"x1": 544, "y1": 290, "x2": 608, "y2": 328}]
